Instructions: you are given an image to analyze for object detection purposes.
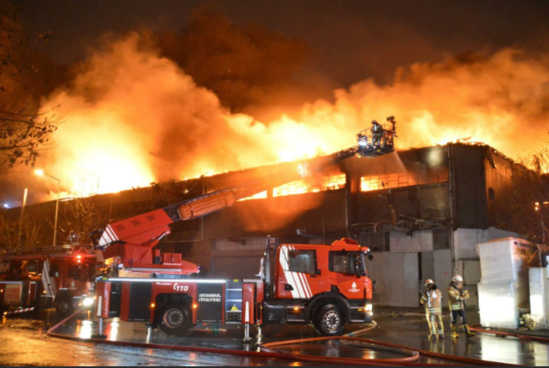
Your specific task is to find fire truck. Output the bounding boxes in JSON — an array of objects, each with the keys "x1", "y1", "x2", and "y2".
[
  {"x1": 91, "y1": 119, "x2": 397, "y2": 336},
  {"x1": 0, "y1": 246, "x2": 99, "y2": 317},
  {"x1": 96, "y1": 237, "x2": 374, "y2": 336}
]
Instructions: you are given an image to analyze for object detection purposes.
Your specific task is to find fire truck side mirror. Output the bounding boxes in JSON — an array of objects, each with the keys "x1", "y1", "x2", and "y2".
[{"x1": 368, "y1": 254, "x2": 374, "y2": 261}]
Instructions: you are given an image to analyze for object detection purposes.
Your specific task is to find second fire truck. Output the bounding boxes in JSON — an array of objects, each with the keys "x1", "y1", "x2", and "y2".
[{"x1": 0, "y1": 246, "x2": 98, "y2": 317}]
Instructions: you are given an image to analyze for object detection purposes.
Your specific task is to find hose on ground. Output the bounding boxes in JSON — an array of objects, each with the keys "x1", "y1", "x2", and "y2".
[
  {"x1": 340, "y1": 322, "x2": 420, "y2": 358},
  {"x1": 469, "y1": 324, "x2": 549, "y2": 344},
  {"x1": 339, "y1": 320, "x2": 515, "y2": 366},
  {"x1": 45, "y1": 311, "x2": 517, "y2": 366},
  {"x1": 46, "y1": 308, "x2": 86, "y2": 335},
  {"x1": 46, "y1": 310, "x2": 385, "y2": 366},
  {"x1": 261, "y1": 333, "x2": 420, "y2": 365}
]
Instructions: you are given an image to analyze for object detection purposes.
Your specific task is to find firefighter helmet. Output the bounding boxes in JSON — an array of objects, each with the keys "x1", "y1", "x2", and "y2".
[
  {"x1": 452, "y1": 275, "x2": 463, "y2": 283},
  {"x1": 425, "y1": 279, "x2": 434, "y2": 286}
]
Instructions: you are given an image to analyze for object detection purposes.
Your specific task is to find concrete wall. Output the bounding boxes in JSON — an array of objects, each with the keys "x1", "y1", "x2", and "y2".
[
  {"x1": 390, "y1": 230, "x2": 433, "y2": 253},
  {"x1": 434, "y1": 250, "x2": 453, "y2": 303},
  {"x1": 456, "y1": 259, "x2": 481, "y2": 306},
  {"x1": 368, "y1": 227, "x2": 519, "y2": 308},
  {"x1": 210, "y1": 237, "x2": 267, "y2": 279},
  {"x1": 367, "y1": 252, "x2": 420, "y2": 307},
  {"x1": 453, "y1": 227, "x2": 520, "y2": 260},
  {"x1": 451, "y1": 144, "x2": 489, "y2": 229},
  {"x1": 420, "y1": 249, "x2": 453, "y2": 303}
]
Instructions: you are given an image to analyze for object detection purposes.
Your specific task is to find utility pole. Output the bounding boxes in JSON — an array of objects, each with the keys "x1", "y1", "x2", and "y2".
[
  {"x1": 17, "y1": 188, "x2": 28, "y2": 249},
  {"x1": 34, "y1": 170, "x2": 61, "y2": 246},
  {"x1": 542, "y1": 204, "x2": 546, "y2": 245}
]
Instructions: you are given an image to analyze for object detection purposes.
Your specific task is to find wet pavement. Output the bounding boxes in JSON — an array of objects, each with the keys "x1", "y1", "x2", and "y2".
[
  {"x1": 363, "y1": 310, "x2": 549, "y2": 366},
  {"x1": 3, "y1": 307, "x2": 549, "y2": 366}
]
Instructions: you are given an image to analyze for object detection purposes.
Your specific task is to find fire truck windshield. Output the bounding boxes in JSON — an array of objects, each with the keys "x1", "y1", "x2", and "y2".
[{"x1": 329, "y1": 251, "x2": 367, "y2": 276}]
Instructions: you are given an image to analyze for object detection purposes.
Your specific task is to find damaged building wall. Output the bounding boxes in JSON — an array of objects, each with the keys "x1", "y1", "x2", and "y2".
[
  {"x1": 202, "y1": 190, "x2": 347, "y2": 239},
  {"x1": 354, "y1": 144, "x2": 522, "y2": 307},
  {"x1": 450, "y1": 144, "x2": 489, "y2": 229}
]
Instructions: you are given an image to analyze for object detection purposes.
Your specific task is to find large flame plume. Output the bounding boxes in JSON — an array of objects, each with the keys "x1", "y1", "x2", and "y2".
[{"x1": 38, "y1": 33, "x2": 549, "y2": 197}]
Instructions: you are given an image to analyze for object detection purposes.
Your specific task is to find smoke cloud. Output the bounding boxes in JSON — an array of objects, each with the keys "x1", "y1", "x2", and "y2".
[
  {"x1": 155, "y1": 7, "x2": 311, "y2": 114},
  {"x1": 37, "y1": 29, "x2": 549, "y2": 197}
]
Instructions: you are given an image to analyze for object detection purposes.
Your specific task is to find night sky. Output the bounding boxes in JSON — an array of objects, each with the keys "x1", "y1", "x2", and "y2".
[{"x1": 21, "y1": 0, "x2": 549, "y2": 90}]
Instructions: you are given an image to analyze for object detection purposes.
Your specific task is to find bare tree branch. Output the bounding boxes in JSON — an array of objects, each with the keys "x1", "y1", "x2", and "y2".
[{"x1": 0, "y1": 2, "x2": 58, "y2": 174}]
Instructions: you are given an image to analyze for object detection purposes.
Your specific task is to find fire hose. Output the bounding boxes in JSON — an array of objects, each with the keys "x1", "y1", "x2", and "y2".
[
  {"x1": 46, "y1": 310, "x2": 396, "y2": 366},
  {"x1": 44, "y1": 310, "x2": 519, "y2": 366},
  {"x1": 260, "y1": 323, "x2": 515, "y2": 366},
  {"x1": 468, "y1": 324, "x2": 549, "y2": 343}
]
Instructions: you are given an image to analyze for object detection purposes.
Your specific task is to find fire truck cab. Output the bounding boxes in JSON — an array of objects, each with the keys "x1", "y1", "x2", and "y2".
[
  {"x1": 0, "y1": 246, "x2": 99, "y2": 317},
  {"x1": 267, "y1": 238, "x2": 374, "y2": 335},
  {"x1": 97, "y1": 238, "x2": 374, "y2": 336}
]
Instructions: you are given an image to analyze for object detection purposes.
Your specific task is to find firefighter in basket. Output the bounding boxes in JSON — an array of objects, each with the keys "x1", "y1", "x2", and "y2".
[
  {"x1": 371, "y1": 120, "x2": 384, "y2": 147},
  {"x1": 420, "y1": 278, "x2": 444, "y2": 340},
  {"x1": 448, "y1": 275, "x2": 475, "y2": 338}
]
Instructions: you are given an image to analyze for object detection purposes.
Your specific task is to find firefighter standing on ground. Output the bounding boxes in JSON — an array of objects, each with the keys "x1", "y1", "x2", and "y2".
[
  {"x1": 448, "y1": 275, "x2": 476, "y2": 338},
  {"x1": 420, "y1": 279, "x2": 444, "y2": 339}
]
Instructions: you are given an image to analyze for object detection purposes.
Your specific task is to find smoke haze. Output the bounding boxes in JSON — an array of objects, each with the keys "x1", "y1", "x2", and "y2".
[{"x1": 36, "y1": 27, "x2": 549, "y2": 197}]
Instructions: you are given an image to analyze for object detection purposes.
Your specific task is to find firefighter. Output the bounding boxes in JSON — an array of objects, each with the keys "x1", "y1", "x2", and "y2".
[
  {"x1": 448, "y1": 275, "x2": 475, "y2": 338},
  {"x1": 371, "y1": 120, "x2": 384, "y2": 147},
  {"x1": 420, "y1": 279, "x2": 444, "y2": 340}
]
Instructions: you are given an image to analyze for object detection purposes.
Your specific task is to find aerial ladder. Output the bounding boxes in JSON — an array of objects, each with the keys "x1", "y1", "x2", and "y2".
[{"x1": 91, "y1": 117, "x2": 397, "y2": 277}]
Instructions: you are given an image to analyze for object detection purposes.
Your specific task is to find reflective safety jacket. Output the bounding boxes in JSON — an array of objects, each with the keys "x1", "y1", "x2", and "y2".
[
  {"x1": 420, "y1": 289, "x2": 443, "y2": 315},
  {"x1": 448, "y1": 284, "x2": 469, "y2": 311}
]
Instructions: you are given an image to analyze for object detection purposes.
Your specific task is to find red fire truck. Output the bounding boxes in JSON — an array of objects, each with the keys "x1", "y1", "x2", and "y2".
[
  {"x1": 96, "y1": 237, "x2": 374, "y2": 336},
  {"x1": 90, "y1": 120, "x2": 397, "y2": 337},
  {"x1": 0, "y1": 246, "x2": 99, "y2": 317}
]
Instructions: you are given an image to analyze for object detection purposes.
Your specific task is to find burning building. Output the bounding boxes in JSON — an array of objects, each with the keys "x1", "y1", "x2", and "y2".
[{"x1": 0, "y1": 143, "x2": 525, "y2": 307}]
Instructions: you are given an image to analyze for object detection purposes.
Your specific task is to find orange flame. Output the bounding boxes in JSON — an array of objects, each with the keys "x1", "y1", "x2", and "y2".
[{"x1": 37, "y1": 35, "x2": 549, "y2": 198}]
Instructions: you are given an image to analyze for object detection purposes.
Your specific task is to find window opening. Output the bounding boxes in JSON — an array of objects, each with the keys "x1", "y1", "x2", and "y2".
[
  {"x1": 329, "y1": 251, "x2": 366, "y2": 276},
  {"x1": 287, "y1": 249, "x2": 316, "y2": 274}
]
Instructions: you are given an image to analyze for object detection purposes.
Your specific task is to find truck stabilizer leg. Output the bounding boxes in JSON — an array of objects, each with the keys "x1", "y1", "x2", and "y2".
[
  {"x1": 91, "y1": 296, "x2": 107, "y2": 339},
  {"x1": 91, "y1": 317, "x2": 107, "y2": 339},
  {"x1": 243, "y1": 324, "x2": 252, "y2": 344}
]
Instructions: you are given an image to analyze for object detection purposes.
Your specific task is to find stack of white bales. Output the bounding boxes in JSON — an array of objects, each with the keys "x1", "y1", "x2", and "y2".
[{"x1": 477, "y1": 237, "x2": 537, "y2": 329}]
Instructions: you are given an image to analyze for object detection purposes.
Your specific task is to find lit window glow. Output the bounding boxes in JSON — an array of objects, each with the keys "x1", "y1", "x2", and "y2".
[{"x1": 361, "y1": 168, "x2": 449, "y2": 192}]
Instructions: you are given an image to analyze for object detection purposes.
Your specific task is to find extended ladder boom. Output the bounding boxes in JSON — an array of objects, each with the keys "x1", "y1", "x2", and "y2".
[{"x1": 93, "y1": 119, "x2": 397, "y2": 266}]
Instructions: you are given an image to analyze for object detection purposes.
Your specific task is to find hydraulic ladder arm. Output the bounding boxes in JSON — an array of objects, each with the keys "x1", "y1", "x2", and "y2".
[{"x1": 92, "y1": 119, "x2": 397, "y2": 270}]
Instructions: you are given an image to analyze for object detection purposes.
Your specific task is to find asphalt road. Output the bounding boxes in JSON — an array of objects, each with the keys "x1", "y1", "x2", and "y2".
[
  {"x1": 0, "y1": 319, "x2": 312, "y2": 366},
  {"x1": 3, "y1": 307, "x2": 549, "y2": 366}
]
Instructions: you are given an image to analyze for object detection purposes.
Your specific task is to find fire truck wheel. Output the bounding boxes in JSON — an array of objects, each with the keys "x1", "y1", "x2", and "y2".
[
  {"x1": 55, "y1": 297, "x2": 74, "y2": 317},
  {"x1": 314, "y1": 304, "x2": 345, "y2": 336},
  {"x1": 158, "y1": 303, "x2": 190, "y2": 336}
]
